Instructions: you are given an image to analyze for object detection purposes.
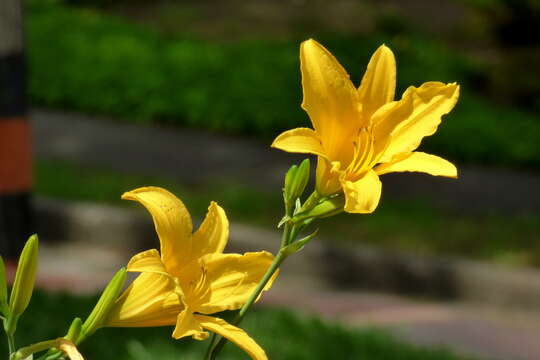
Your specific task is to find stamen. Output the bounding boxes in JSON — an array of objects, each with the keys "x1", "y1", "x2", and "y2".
[
  {"x1": 189, "y1": 266, "x2": 211, "y2": 303},
  {"x1": 346, "y1": 128, "x2": 375, "y2": 178}
]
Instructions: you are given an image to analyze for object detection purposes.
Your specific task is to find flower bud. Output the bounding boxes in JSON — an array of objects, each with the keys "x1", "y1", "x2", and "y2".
[
  {"x1": 284, "y1": 164, "x2": 298, "y2": 203},
  {"x1": 80, "y1": 267, "x2": 126, "y2": 341},
  {"x1": 292, "y1": 159, "x2": 310, "y2": 200},
  {"x1": 284, "y1": 159, "x2": 310, "y2": 208},
  {"x1": 284, "y1": 164, "x2": 298, "y2": 194},
  {"x1": 9, "y1": 235, "x2": 39, "y2": 317}
]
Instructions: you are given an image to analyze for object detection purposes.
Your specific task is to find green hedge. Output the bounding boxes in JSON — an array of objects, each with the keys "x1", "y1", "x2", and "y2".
[{"x1": 27, "y1": 1, "x2": 540, "y2": 166}]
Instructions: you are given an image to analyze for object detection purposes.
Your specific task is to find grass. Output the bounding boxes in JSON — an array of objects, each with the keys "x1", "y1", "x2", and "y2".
[
  {"x1": 35, "y1": 159, "x2": 540, "y2": 267},
  {"x1": 2, "y1": 291, "x2": 479, "y2": 360},
  {"x1": 27, "y1": 0, "x2": 540, "y2": 167}
]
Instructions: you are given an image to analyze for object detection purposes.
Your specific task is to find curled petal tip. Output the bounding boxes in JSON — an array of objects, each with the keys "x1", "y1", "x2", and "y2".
[
  {"x1": 377, "y1": 43, "x2": 393, "y2": 53},
  {"x1": 120, "y1": 192, "x2": 133, "y2": 200},
  {"x1": 121, "y1": 187, "x2": 149, "y2": 200},
  {"x1": 301, "y1": 38, "x2": 324, "y2": 53}
]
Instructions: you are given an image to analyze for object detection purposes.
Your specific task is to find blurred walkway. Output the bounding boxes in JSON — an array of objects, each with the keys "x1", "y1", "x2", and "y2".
[{"x1": 32, "y1": 109, "x2": 540, "y2": 215}]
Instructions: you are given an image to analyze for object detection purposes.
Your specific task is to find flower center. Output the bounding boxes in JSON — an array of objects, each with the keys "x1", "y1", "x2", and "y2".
[
  {"x1": 345, "y1": 128, "x2": 375, "y2": 180},
  {"x1": 182, "y1": 265, "x2": 211, "y2": 308}
]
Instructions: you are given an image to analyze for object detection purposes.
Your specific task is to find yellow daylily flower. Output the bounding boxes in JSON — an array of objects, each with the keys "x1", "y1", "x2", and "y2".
[
  {"x1": 272, "y1": 39, "x2": 459, "y2": 213},
  {"x1": 107, "y1": 187, "x2": 274, "y2": 360}
]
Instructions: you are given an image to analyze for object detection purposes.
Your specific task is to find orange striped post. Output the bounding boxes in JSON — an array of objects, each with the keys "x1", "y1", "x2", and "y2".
[{"x1": 0, "y1": 0, "x2": 35, "y2": 260}]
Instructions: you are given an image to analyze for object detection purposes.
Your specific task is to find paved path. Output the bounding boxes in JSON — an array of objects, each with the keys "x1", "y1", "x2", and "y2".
[
  {"x1": 264, "y1": 290, "x2": 540, "y2": 360},
  {"x1": 32, "y1": 109, "x2": 540, "y2": 215}
]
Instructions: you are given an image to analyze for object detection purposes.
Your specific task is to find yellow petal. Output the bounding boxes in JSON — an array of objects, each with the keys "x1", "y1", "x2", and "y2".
[
  {"x1": 357, "y1": 45, "x2": 396, "y2": 120},
  {"x1": 188, "y1": 252, "x2": 275, "y2": 314},
  {"x1": 300, "y1": 39, "x2": 362, "y2": 159},
  {"x1": 172, "y1": 309, "x2": 209, "y2": 340},
  {"x1": 381, "y1": 82, "x2": 459, "y2": 162},
  {"x1": 107, "y1": 272, "x2": 181, "y2": 327},
  {"x1": 271, "y1": 128, "x2": 326, "y2": 158},
  {"x1": 191, "y1": 202, "x2": 229, "y2": 258},
  {"x1": 371, "y1": 96, "x2": 414, "y2": 157},
  {"x1": 342, "y1": 170, "x2": 382, "y2": 213},
  {"x1": 315, "y1": 157, "x2": 343, "y2": 196},
  {"x1": 196, "y1": 315, "x2": 268, "y2": 360},
  {"x1": 127, "y1": 249, "x2": 169, "y2": 276},
  {"x1": 58, "y1": 339, "x2": 84, "y2": 360},
  {"x1": 375, "y1": 151, "x2": 457, "y2": 178},
  {"x1": 122, "y1": 187, "x2": 193, "y2": 276}
]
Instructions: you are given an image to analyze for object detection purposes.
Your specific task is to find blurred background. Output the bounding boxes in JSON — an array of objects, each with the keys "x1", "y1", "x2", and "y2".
[{"x1": 1, "y1": 0, "x2": 540, "y2": 359}]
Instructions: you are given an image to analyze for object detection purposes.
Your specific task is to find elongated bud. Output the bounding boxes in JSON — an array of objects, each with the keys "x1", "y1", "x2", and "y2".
[
  {"x1": 9, "y1": 234, "x2": 39, "y2": 317},
  {"x1": 0, "y1": 257, "x2": 7, "y2": 316},
  {"x1": 291, "y1": 159, "x2": 310, "y2": 201},
  {"x1": 293, "y1": 195, "x2": 344, "y2": 223},
  {"x1": 80, "y1": 267, "x2": 126, "y2": 341},
  {"x1": 284, "y1": 164, "x2": 298, "y2": 196},
  {"x1": 284, "y1": 159, "x2": 310, "y2": 212},
  {"x1": 66, "y1": 317, "x2": 83, "y2": 343},
  {"x1": 284, "y1": 164, "x2": 298, "y2": 202}
]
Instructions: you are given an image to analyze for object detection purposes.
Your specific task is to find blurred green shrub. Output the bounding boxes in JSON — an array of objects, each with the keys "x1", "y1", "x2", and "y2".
[
  {"x1": 27, "y1": 0, "x2": 540, "y2": 166},
  {"x1": 458, "y1": 0, "x2": 540, "y2": 111}
]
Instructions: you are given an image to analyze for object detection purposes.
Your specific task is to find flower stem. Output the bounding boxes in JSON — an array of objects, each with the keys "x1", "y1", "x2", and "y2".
[
  {"x1": 280, "y1": 222, "x2": 292, "y2": 248},
  {"x1": 7, "y1": 333, "x2": 15, "y2": 356},
  {"x1": 4, "y1": 314, "x2": 18, "y2": 358}
]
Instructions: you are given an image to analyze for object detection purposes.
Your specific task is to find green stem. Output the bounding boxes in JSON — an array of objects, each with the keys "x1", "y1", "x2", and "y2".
[
  {"x1": 11, "y1": 339, "x2": 59, "y2": 360},
  {"x1": 7, "y1": 333, "x2": 15, "y2": 356},
  {"x1": 280, "y1": 222, "x2": 292, "y2": 248},
  {"x1": 4, "y1": 314, "x2": 18, "y2": 358},
  {"x1": 203, "y1": 333, "x2": 217, "y2": 360},
  {"x1": 206, "y1": 245, "x2": 290, "y2": 360}
]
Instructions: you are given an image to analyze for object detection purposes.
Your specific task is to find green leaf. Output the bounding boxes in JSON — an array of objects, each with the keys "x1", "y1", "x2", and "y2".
[
  {"x1": 292, "y1": 195, "x2": 344, "y2": 223},
  {"x1": 282, "y1": 229, "x2": 319, "y2": 255}
]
